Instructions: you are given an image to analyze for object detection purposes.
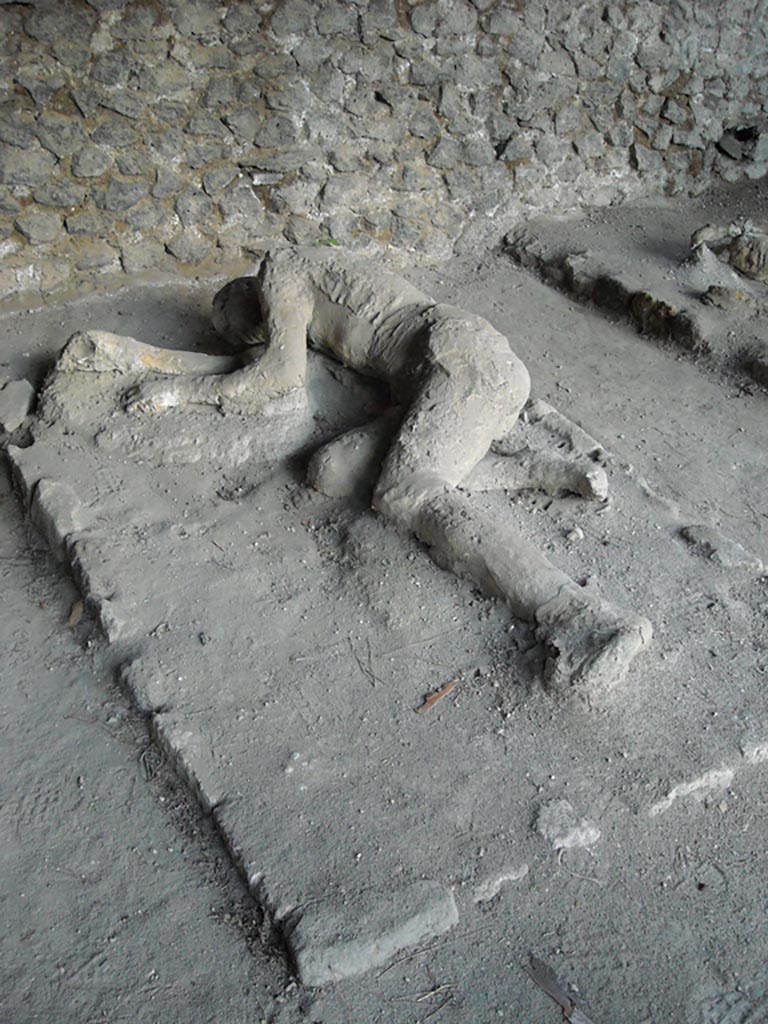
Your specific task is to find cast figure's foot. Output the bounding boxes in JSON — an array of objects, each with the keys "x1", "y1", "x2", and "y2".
[
  {"x1": 123, "y1": 379, "x2": 187, "y2": 415},
  {"x1": 535, "y1": 595, "x2": 652, "y2": 701}
]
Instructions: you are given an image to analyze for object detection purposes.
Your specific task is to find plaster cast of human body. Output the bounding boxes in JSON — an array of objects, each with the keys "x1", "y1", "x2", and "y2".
[{"x1": 55, "y1": 247, "x2": 652, "y2": 699}]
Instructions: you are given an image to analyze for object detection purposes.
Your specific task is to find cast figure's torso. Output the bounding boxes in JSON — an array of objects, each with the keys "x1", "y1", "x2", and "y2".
[{"x1": 259, "y1": 247, "x2": 511, "y2": 398}]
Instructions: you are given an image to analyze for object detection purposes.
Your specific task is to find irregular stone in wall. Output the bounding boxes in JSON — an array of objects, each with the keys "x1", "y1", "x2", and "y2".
[
  {"x1": 14, "y1": 69, "x2": 68, "y2": 108},
  {"x1": 201, "y1": 78, "x2": 238, "y2": 112},
  {"x1": 172, "y1": 1, "x2": 223, "y2": 39},
  {"x1": 33, "y1": 181, "x2": 88, "y2": 208},
  {"x1": 222, "y1": 108, "x2": 263, "y2": 143},
  {"x1": 0, "y1": 147, "x2": 57, "y2": 186},
  {"x1": 573, "y1": 131, "x2": 605, "y2": 160},
  {"x1": 452, "y1": 53, "x2": 503, "y2": 89},
  {"x1": 631, "y1": 142, "x2": 664, "y2": 174},
  {"x1": 202, "y1": 166, "x2": 239, "y2": 196},
  {"x1": 74, "y1": 240, "x2": 120, "y2": 271},
  {"x1": 94, "y1": 178, "x2": 148, "y2": 213},
  {"x1": 506, "y1": 25, "x2": 545, "y2": 65},
  {"x1": 240, "y1": 146, "x2": 316, "y2": 173},
  {"x1": 51, "y1": 39, "x2": 91, "y2": 69},
  {"x1": 91, "y1": 115, "x2": 139, "y2": 149},
  {"x1": 0, "y1": 190, "x2": 20, "y2": 215},
  {"x1": 145, "y1": 127, "x2": 186, "y2": 162},
  {"x1": 463, "y1": 136, "x2": 497, "y2": 167},
  {"x1": 90, "y1": 53, "x2": 132, "y2": 89},
  {"x1": 438, "y1": 83, "x2": 479, "y2": 134},
  {"x1": 14, "y1": 210, "x2": 63, "y2": 245},
  {"x1": 408, "y1": 106, "x2": 441, "y2": 141},
  {"x1": 120, "y1": 239, "x2": 172, "y2": 274},
  {"x1": 439, "y1": 1, "x2": 478, "y2": 36},
  {"x1": 316, "y1": 3, "x2": 360, "y2": 36},
  {"x1": 222, "y1": 3, "x2": 263, "y2": 39},
  {"x1": 70, "y1": 86, "x2": 103, "y2": 120},
  {"x1": 166, "y1": 229, "x2": 217, "y2": 265},
  {"x1": 100, "y1": 92, "x2": 147, "y2": 121},
  {"x1": 175, "y1": 190, "x2": 215, "y2": 229},
  {"x1": 498, "y1": 135, "x2": 535, "y2": 162},
  {"x1": 65, "y1": 210, "x2": 108, "y2": 237},
  {"x1": 186, "y1": 112, "x2": 230, "y2": 138},
  {"x1": 253, "y1": 116, "x2": 302, "y2": 149},
  {"x1": 329, "y1": 144, "x2": 367, "y2": 172},
  {"x1": 269, "y1": 0, "x2": 316, "y2": 39},
  {"x1": 116, "y1": 151, "x2": 155, "y2": 178},
  {"x1": 218, "y1": 180, "x2": 268, "y2": 223},
  {"x1": 410, "y1": 2, "x2": 438, "y2": 36},
  {"x1": 186, "y1": 141, "x2": 229, "y2": 170},
  {"x1": 125, "y1": 202, "x2": 168, "y2": 233},
  {"x1": 360, "y1": 0, "x2": 403, "y2": 43},
  {"x1": 24, "y1": 3, "x2": 96, "y2": 43},
  {"x1": 427, "y1": 137, "x2": 463, "y2": 169},
  {"x1": 110, "y1": 4, "x2": 165, "y2": 42},
  {"x1": 153, "y1": 100, "x2": 189, "y2": 124},
  {"x1": 0, "y1": 114, "x2": 37, "y2": 150},
  {"x1": 319, "y1": 173, "x2": 373, "y2": 212}
]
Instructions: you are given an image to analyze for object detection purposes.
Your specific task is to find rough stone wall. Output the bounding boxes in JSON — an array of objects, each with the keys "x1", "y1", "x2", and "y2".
[{"x1": 2, "y1": 0, "x2": 768, "y2": 304}]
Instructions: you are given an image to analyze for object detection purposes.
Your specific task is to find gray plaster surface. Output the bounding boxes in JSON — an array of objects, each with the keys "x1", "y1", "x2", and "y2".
[{"x1": 2, "y1": 208, "x2": 768, "y2": 1020}]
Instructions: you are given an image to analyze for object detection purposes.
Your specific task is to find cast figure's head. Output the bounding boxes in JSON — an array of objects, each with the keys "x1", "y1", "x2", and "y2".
[{"x1": 212, "y1": 270, "x2": 266, "y2": 350}]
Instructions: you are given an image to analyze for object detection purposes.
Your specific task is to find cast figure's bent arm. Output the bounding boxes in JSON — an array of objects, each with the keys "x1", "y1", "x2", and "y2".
[{"x1": 124, "y1": 254, "x2": 315, "y2": 414}]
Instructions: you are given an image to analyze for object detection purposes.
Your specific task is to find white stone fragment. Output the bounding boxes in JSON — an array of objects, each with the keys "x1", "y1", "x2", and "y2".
[
  {"x1": 535, "y1": 799, "x2": 601, "y2": 850},
  {"x1": 288, "y1": 881, "x2": 458, "y2": 986},
  {"x1": 473, "y1": 863, "x2": 529, "y2": 903},
  {"x1": 0, "y1": 378, "x2": 35, "y2": 432},
  {"x1": 649, "y1": 767, "x2": 735, "y2": 816},
  {"x1": 740, "y1": 737, "x2": 768, "y2": 765}
]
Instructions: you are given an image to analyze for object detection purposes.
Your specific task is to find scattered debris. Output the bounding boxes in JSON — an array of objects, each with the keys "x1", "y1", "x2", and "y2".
[
  {"x1": 66, "y1": 599, "x2": 84, "y2": 628},
  {"x1": 416, "y1": 679, "x2": 458, "y2": 714},
  {"x1": 535, "y1": 800, "x2": 601, "y2": 851},
  {"x1": 701, "y1": 285, "x2": 756, "y2": 312},
  {"x1": 525, "y1": 956, "x2": 596, "y2": 1023}
]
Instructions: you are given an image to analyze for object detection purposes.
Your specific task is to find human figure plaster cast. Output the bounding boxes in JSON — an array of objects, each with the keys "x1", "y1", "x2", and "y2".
[{"x1": 54, "y1": 247, "x2": 652, "y2": 699}]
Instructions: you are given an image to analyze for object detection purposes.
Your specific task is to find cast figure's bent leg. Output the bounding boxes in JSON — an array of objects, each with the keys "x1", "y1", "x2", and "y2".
[{"x1": 369, "y1": 311, "x2": 651, "y2": 701}]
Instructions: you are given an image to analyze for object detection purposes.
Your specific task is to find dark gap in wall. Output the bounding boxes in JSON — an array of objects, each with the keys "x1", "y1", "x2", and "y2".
[{"x1": 717, "y1": 125, "x2": 760, "y2": 161}]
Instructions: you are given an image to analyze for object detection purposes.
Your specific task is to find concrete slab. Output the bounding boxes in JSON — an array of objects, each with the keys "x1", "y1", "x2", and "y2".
[
  {"x1": 3, "y1": 230, "x2": 768, "y2": 1019},
  {"x1": 9, "y1": 272, "x2": 768, "y2": 989}
]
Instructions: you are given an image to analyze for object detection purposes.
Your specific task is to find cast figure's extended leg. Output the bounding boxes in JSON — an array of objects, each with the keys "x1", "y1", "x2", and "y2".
[{"x1": 370, "y1": 313, "x2": 651, "y2": 700}]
